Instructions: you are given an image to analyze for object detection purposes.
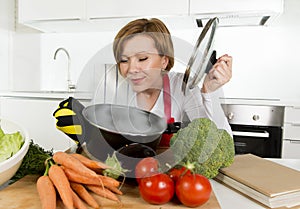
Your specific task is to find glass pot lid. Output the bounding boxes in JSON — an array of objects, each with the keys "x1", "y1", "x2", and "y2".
[{"x1": 181, "y1": 17, "x2": 219, "y2": 94}]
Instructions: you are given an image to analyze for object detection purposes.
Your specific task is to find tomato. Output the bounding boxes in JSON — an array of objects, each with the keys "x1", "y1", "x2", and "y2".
[
  {"x1": 175, "y1": 173, "x2": 212, "y2": 207},
  {"x1": 135, "y1": 157, "x2": 159, "y2": 180},
  {"x1": 168, "y1": 166, "x2": 191, "y2": 182},
  {"x1": 138, "y1": 173, "x2": 175, "y2": 205}
]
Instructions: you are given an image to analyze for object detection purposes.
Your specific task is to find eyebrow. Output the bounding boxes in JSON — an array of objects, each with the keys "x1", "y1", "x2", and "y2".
[{"x1": 121, "y1": 51, "x2": 158, "y2": 58}]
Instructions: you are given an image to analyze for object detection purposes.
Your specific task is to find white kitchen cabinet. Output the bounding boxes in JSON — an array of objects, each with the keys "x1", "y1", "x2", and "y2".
[
  {"x1": 283, "y1": 106, "x2": 300, "y2": 140},
  {"x1": 17, "y1": 0, "x2": 85, "y2": 23},
  {"x1": 16, "y1": 0, "x2": 189, "y2": 32},
  {"x1": 0, "y1": 96, "x2": 75, "y2": 152},
  {"x1": 282, "y1": 140, "x2": 300, "y2": 159},
  {"x1": 282, "y1": 106, "x2": 300, "y2": 159},
  {"x1": 18, "y1": 0, "x2": 188, "y2": 23},
  {"x1": 86, "y1": 0, "x2": 188, "y2": 19}
]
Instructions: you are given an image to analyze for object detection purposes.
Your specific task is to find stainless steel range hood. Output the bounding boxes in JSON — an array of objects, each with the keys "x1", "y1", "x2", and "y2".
[
  {"x1": 191, "y1": 0, "x2": 284, "y2": 27},
  {"x1": 195, "y1": 12, "x2": 277, "y2": 27}
]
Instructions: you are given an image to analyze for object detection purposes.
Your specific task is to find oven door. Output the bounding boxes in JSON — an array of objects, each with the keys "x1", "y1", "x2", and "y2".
[{"x1": 230, "y1": 124, "x2": 282, "y2": 158}]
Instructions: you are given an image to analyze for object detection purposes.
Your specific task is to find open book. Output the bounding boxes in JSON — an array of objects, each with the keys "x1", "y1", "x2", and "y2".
[{"x1": 214, "y1": 154, "x2": 300, "y2": 208}]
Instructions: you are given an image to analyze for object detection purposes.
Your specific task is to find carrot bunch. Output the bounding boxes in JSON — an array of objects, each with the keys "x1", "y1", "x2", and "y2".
[{"x1": 36, "y1": 151, "x2": 123, "y2": 209}]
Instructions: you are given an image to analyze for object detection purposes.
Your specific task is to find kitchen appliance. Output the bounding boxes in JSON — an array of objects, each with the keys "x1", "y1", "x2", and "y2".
[{"x1": 222, "y1": 104, "x2": 284, "y2": 158}]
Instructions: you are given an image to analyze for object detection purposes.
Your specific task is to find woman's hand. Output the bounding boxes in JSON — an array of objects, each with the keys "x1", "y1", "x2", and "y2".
[{"x1": 201, "y1": 54, "x2": 232, "y2": 93}]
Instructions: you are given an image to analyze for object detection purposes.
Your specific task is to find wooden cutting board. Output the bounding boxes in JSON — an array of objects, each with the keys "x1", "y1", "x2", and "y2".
[{"x1": 0, "y1": 175, "x2": 221, "y2": 209}]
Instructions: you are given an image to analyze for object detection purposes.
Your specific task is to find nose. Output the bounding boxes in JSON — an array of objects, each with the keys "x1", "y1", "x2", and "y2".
[{"x1": 127, "y1": 58, "x2": 140, "y2": 74}]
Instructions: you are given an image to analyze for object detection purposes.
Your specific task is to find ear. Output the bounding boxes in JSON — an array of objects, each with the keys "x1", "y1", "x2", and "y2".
[{"x1": 161, "y1": 56, "x2": 169, "y2": 69}]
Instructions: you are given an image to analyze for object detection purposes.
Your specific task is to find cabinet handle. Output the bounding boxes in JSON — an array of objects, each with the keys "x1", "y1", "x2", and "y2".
[
  {"x1": 287, "y1": 140, "x2": 300, "y2": 144},
  {"x1": 290, "y1": 123, "x2": 300, "y2": 127}
]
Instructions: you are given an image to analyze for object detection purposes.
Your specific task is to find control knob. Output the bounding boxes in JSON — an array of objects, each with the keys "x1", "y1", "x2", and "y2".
[
  {"x1": 227, "y1": 112, "x2": 234, "y2": 120},
  {"x1": 253, "y1": 114, "x2": 260, "y2": 121}
]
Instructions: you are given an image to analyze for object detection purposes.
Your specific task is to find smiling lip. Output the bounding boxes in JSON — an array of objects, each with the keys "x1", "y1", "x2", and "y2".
[{"x1": 130, "y1": 77, "x2": 145, "y2": 85}]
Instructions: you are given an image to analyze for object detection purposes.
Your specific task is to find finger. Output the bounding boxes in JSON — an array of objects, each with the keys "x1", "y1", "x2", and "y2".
[
  {"x1": 211, "y1": 64, "x2": 231, "y2": 84},
  {"x1": 216, "y1": 61, "x2": 232, "y2": 78},
  {"x1": 217, "y1": 55, "x2": 233, "y2": 69}
]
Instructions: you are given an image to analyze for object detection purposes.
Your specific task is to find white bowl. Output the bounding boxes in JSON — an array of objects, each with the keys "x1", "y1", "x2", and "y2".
[{"x1": 0, "y1": 118, "x2": 30, "y2": 186}]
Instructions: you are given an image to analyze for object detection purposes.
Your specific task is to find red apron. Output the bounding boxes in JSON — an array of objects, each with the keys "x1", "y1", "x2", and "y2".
[{"x1": 159, "y1": 74, "x2": 174, "y2": 147}]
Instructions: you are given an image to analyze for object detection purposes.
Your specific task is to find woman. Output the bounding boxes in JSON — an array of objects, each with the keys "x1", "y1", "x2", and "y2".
[{"x1": 113, "y1": 18, "x2": 232, "y2": 145}]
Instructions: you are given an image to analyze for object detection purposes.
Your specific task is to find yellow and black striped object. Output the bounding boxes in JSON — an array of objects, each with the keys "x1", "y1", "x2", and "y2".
[{"x1": 53, "y1": 97, "x2": 85, "y2": 144}]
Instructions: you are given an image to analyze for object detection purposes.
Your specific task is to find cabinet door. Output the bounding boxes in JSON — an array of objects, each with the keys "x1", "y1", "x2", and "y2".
[
  {"x1": 87, "y1": 0, "x2": 188, "y2": 19},
  {"x1": 283, "y1": 124, "x2": 300, "y2": 140},
  {"x1": 282, "y1": 140, "x2": 300, "y2": 159},
  {"x1": 283, "y1": 106, "x2": 300, "y2": 140},
  {"x1": 0, "y1": 97, "x2": 75, "y2": 151},
  {"x1": 18, "y1": 0, "x2": 85, "y2": 23},
  {"x1": 285, "y1": 106, "x2": 300, "y2": 124}
]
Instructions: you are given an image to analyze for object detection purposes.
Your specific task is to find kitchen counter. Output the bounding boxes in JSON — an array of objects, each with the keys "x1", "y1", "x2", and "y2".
[
  {"x1": 0, "y1": 90, "x2": 93, "y2": 100},
  {"x1": 1, "y1": 91, "x2": 300, "y2": 107},
  {"x1": 220, "y1": 97, "x2": 300, "y2": 107},
  {"x1": 212, "y1": 158, "x2": 300, "y2": 209},
  {"x1": 2, "y1": 90, "x2": 300, "y2": 109}
]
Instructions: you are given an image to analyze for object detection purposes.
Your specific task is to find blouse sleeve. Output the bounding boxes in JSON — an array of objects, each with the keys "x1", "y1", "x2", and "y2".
[
  {"x1": 183, "y1": 86, "x2": 232, "y2": 136},
  {"x1": 169, "y1": 72, "x2": 232, "y2": 136}
]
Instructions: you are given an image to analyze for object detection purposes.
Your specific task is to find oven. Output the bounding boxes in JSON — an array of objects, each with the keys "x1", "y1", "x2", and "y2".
[{"x1": 222, "y1": 104, "x2": 284, "y2": 158}]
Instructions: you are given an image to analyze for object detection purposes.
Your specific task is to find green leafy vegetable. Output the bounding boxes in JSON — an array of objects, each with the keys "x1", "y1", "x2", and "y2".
[
  {"x1": 0, "y1": 127, "x2": 24, "y2": 163},
  {"x1": 103, "y1": 151, "x2": 129, "y2": 179},
  {"x1": 170, "y1": 118, "x2": 235, "y2": 179},
  {"x1": 9, "y1": 140, "x2": 53, "y2": 184},
  {"x1": 0, "y1": 128, "x2": 4, "y2": 138}
]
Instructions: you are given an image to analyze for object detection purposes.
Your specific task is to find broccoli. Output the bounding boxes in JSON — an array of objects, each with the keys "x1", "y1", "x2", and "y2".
[{"x1": 169, "y1": 118, "x2": 235, "y2": 179}]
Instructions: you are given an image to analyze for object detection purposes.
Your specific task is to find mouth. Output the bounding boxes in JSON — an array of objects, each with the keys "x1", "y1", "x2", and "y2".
[{"x1": 130, "y1": 77, "x2": 145, "y2": 85}]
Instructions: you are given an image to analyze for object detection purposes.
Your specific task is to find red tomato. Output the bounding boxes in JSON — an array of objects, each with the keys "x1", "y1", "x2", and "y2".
[
  {"x1": 139, "y1": 173, "x2": 175, "y2": 205},
  {"x1": 168, "y1": 166, "x2": 191, "y2": 182},
  {"x1": 175, "y1": 173, "x2": 212, "y2": 207},
  {"x1": 135, "y1": 157, "x2": 159, "y2": 180}
]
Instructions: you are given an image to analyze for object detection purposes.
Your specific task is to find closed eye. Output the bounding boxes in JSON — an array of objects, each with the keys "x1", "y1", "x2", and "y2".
[
  {"x1": 120, "y1": 59, "x2": 128, "y2": 63},
  {"x1": 139, "y1": 57, "x2": 148, "y2": 62}
]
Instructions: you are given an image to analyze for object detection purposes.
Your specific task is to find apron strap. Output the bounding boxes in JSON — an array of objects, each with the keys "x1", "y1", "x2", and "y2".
[
  {"x1": 160, "y1": 74, "x2": 174, "y2": 147},
  {"x1": 163, "y1": 74, "x2": 172, "y2": 123}
]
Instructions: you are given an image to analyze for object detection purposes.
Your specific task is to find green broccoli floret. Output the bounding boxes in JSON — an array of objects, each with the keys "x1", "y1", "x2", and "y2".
[{"x1": 170, "y1": 118, "x2": 235, "y2": 179}]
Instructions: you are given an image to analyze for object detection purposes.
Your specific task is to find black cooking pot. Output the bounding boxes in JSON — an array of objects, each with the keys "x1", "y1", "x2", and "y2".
[
  {"x1": 82, "y1": 104, "x2": 167, "y2": 151},
  {"x1": 78, "y1": 104, "x2": 169, "y2": 178}
]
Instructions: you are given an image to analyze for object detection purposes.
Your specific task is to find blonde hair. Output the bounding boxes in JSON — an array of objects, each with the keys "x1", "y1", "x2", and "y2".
[{"x1": 113, "y1": 18, "x2": 174, "y2": 72}]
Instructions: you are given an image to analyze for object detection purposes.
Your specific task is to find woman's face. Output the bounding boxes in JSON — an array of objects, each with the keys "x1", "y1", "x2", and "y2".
[{"x1": 119, "y1": 34, "x2": 168, "y2": 93}]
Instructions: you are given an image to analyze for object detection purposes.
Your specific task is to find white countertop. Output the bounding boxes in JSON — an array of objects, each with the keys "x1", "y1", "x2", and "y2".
[
  {"x1": 212, "y1": 158, "x2": 300, "y2": 209},
  {"x1": 0, "y1": 90, "x2": 93, "y2": 100},
  {"x1": 1, "y1": 91, "x2": 300, "y2": 107},
  {"x1": 220, "y1": 97, "x2": 300, "y2": 107}
]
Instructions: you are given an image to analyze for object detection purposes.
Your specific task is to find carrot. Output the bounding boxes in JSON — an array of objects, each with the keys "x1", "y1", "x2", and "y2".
[
  {"x1": 53, "y1": 151, "x2": 98, "y2": 179},
  {"x1": 105, "y1": 185, "x2": 123, "y2": 195},
  {"x1": 63, "y1": 166, "x2": 103, "y2": 185},
  {"x1": 36, "y1": 175, "x2": 56, "y2": 209},
  {"x1": 87, "y1": 184, "x2": 120, "y2": 203},
  {"x1": 70, "y1": 153, "x2": 110, "y2": 170},
  {"x1": 48, "y1": 164, "x2": 74, "y2": 209},
  {"x1": 71, "y1": 189, "x2": 88, "y2": 209},
  {"x1": 98, "y1": 175, "x2": 120, "y2": 188},
  {"x1": 70, "y1": 182, "x2": 100, "y2": 209}
]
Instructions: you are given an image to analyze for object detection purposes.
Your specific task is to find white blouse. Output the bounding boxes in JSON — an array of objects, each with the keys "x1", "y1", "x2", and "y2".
[{"x1": 128, "y1": 71, "x2": 232, "y2": 135}]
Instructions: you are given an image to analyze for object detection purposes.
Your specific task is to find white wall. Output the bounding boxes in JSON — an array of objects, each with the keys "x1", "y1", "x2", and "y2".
[{"x1": 0, "y1": 0, "x2": 14, "y2": 91}]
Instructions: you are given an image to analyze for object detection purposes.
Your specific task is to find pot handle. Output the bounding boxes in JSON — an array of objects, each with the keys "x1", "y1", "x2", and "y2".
[{"x1": 164, "y1": 122, "x2": 182, "y2": 134}]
